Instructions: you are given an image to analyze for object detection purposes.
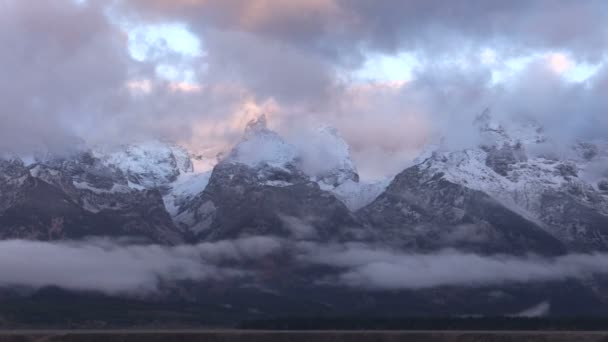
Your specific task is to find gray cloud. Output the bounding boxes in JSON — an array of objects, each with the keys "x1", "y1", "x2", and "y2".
[
  {"x1": 126, "y1": 0, "x2": 608, "y2": 63},
  {"x1": 0, "y1": 237, "x2": 282, "y2": 294},
  {"x1": 0, "y1": 1, "x2": 258, "y2": 156},
  {"x1": 3, "y1": 0, "x2": 608, "y2": 181},
  {"x1": 296, "y1": 242, "x2": 608, "y2": 290},
  {"x1": 0, "y1": 0, "x2": 130, "y2": 154},
  {"x1": 202, "y1": 30, "x2": 338, "y2": 106},
  {"x1": 5, "y1": 236, "x2": 608, "y2": 295},
  {"x1": 342, "y1": 0, "x2": 608, "y2": 62}
]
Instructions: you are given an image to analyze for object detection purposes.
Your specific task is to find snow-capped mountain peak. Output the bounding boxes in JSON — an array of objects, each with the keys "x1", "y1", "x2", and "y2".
[
  {"x1": 244, "y1": 114, "x2": 270, "y2": 136},
  {"x1": 218, "y1": 116, "x2": 388, "y2": 210},
  {"x1": 225, "y1": 115, "x2": 298, "y2": 169}
]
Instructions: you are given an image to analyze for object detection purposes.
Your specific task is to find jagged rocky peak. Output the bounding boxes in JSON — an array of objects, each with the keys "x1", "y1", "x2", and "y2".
[
  {"x1": 245, "y1": 113, "x2": 269, "y2": 135},
  {"x1": 224, "y1": 115, "x2": 361, "y2": 186},
  {"x1": 469, "y1": 109, "x2": 532, "y2": 176},
  {"x1": 474, "y1": 108, "x2": 506, "y2": 137},
  {"x1": 473, "y1": 108, "x2": 546, "y2": 149}
]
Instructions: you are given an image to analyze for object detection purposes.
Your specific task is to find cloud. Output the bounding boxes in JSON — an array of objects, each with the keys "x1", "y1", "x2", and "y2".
[
  {"x1": 296, "y1": 242, "x2": 608, "y2": 290},
  {"x1": 0, "y1": 0, "x2": 130, "y2": 154},
  {"x1": 3, "y1": 0, "x2": 608, "y2": 182},
  {"x1": 0, "y1": 237, "x2": 283, "y2": 294},
  {"x1": 3, "y1": 237, "x2": 608, "y2": 295},
  {"x1": 0, "y1": 1, "x2": 269, "y2": 157},
  {"x1": 125, "y1": 0, "x2": 608, "y2": 63},
  {"x1": 201, "y1": 30, "x2": 338, "y2": 106}
]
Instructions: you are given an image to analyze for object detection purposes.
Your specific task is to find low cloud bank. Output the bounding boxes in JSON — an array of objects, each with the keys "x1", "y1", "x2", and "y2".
[
  {"x1": 0, "y1": 237, "x2": 281, "y2": 294},
  {"x1": 2, "y1": 238, "x2": 608, "y2": 295},
  {"x1": 296, "y1": 243, "x2": 608, "y2": 290}
]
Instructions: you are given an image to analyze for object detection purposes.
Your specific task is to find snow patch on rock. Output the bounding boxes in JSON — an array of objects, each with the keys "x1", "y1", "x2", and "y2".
[{"x1": 323, "y1": 178, "x2": 391, "y2": 211}]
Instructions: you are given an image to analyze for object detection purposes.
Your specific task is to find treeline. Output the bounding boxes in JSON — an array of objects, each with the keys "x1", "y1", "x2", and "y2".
[{"x1": 240, "y1": 316, "x2": 608, "y2": 331}]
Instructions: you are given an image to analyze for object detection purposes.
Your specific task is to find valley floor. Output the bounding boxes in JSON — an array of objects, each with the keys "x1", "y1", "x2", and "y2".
[{"x1": 1, "y1": 330, "x2": 608, "y2": 342}]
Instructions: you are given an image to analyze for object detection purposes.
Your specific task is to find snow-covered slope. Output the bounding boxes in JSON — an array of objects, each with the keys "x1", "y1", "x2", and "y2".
[
  {"x1": 323, "y1": 178, "x2": 390, "y2": 211},
  {"x1": 410, "y1": 111, "x2": 608, "y2": 250},
  {"x1": 93, "y1": 140, "x2": 193, "y2": 189},
  {"x1": 163, "y1": 171, "x2": 211, "y2": 216},
  {"x1": 91, "y1": 140, "x2": 214, "y2": 221}
]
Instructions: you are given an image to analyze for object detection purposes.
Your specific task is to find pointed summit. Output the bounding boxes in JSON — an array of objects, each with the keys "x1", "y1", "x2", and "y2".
[
  {"x1": 244, "y1": 114, "x2": 269, "y2": 136},
  {"x1": 473, "y1": 107, "x2": 492, "y2": 126},
  {"x1": 225, "y1": 115, "x2": 298, "y2": 168},
  {"x1": 474, "y1": 108, "x2": 504, "y2": 133}
]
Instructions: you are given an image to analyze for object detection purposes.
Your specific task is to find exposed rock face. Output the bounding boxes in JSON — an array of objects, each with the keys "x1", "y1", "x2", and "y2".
[
  {"x1": 577, "y1": 142, "x2": 599, "y2": 161},
  {"x1": 484, "y1": 143, "x2": 527, "y2": 176},
  {"x1": 0, "y1": 175, "x2": 178, "y2": 242},
  {"x1": 599, "y1": 180, "x2": 608, "y2": 192},
  {"x1": 0, "y1": 158, "x2": 30, "y2": 213},
  {"x1": 537, "y1": 190, "x2": 608, "y2": 251},
  {"x1": 555, "y1": 162, "x2": 578, "y2": 179}
]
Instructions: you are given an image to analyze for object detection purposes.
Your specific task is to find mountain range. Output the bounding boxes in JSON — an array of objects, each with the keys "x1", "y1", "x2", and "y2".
[{"x1": 1, "y1": 111, "x2": 608, "y2": 325}]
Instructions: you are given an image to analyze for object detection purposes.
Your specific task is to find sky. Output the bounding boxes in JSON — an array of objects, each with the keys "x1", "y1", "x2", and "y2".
[{"x1": 2, "y1": 0, "x2": 608, "y2": 179}]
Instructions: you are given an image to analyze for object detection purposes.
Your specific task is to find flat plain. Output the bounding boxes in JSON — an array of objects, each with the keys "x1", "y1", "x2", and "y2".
[{"x1": 1, "y1": 330, "x2": 608, "y2": 342}]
